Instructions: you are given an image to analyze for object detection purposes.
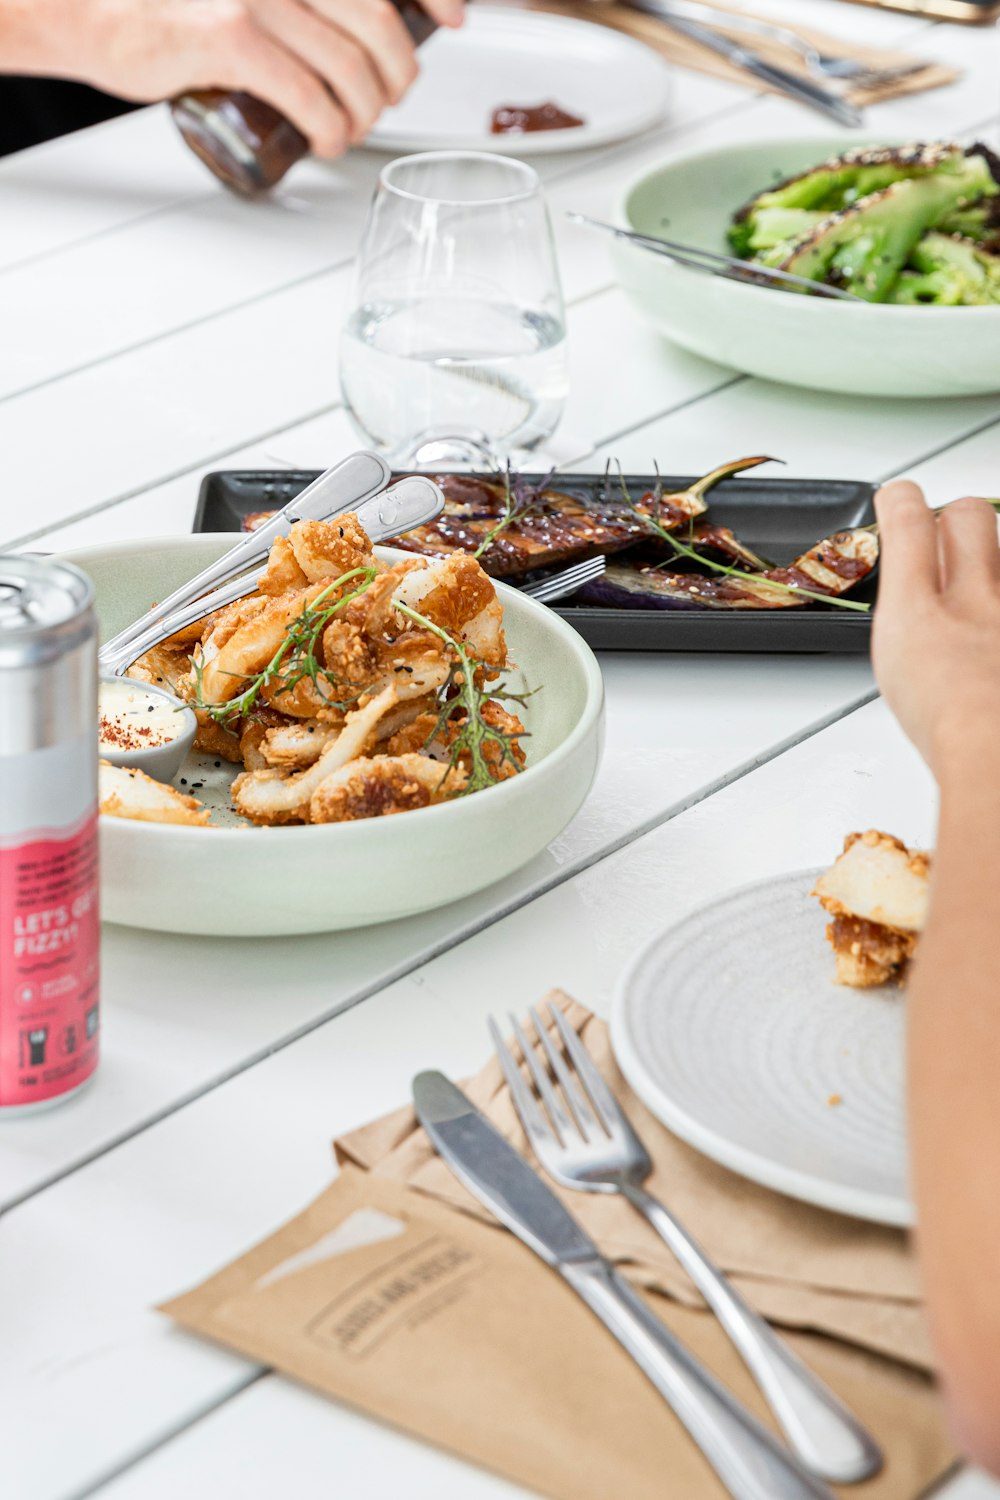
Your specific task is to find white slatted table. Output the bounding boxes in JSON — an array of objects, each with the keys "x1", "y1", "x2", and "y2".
[{"x1": 1, "y1": 4, "x2": 999, "y2": 1495}]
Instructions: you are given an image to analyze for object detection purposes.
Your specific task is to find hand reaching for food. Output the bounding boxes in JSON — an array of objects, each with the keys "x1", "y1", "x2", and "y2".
[
  {"x1": 872, "y1": 479, "x2": 1000, "y2": 779},
  {"x1": 873, "y1": 480, "x2": 1000, "y2": 1462},
  {"x1": 3, "y1": 0, "x2": 462, "y2": 156}
]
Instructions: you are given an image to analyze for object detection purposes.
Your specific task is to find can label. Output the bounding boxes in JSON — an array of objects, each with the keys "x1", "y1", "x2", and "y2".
[{"x1": 0, "y1": 809, "x2": 99, "y2": 1106}]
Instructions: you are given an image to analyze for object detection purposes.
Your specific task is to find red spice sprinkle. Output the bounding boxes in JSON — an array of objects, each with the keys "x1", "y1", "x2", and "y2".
[{"x1": 99, "y1": 712, "x2": 174, "y2": 751}]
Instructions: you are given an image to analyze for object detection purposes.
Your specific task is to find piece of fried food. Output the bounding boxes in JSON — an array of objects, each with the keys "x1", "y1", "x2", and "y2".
[
  {"x1": 812, "y1": 830, "x2": 930, "y2": 987},
  {"x1": 310, "y1": 754, "x2": 467, "y2": 822},
  {"x1": 230, "y1": 686, "x2": 397, "y2": 825},
  {"x1": 99, "y1": 761, "x2": 212, "y2": 827}
]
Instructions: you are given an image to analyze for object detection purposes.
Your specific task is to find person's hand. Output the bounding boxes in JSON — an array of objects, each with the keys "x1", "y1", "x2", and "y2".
[
  {"x1": 872, "y1": 479, "x2": 1000, "y2": 780},
  {"x1": 33, "y1": 0, "x2": 463, "y2": 157}
]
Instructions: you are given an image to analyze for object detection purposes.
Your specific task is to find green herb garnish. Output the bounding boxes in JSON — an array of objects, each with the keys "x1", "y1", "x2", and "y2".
[
  {"x1": 392, "y1": 601, "x2": 532, "y2": 794},
  {"x1": 191, "y1": 566, "x2": 378, "y2": 725},
  {"x1": 473, "y1": 464, "x2": 553, "y2": 561}
]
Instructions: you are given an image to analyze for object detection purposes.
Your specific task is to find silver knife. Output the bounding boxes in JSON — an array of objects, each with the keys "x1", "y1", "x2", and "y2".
[
  {"x1": 622, "y1": 0, "x2": 863, "y2": 128},
  {"x1": 413, "y1": 1073, "x2": 836, "y2": 1500}
]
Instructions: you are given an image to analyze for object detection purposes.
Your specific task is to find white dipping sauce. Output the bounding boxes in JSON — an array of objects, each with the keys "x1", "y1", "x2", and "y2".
[{"x1": 99, "y1": 680, "x2": 181, "y2": 752}]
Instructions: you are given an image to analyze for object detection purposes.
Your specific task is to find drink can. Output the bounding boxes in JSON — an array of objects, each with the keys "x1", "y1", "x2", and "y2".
[{"x1": 0, "y1": 557, "x2": 100, "y2": 1112}]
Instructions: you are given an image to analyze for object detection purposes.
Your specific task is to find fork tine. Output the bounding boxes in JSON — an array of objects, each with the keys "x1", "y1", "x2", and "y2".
[
  {"x1": 548, "y1": 1002, "x2": 622, "y2": 1136},
  {"x1": 509, "y1": 1013, "x2": 575, "y2": 1147},
  {"x1": 523, "y1": 554, "x2": 606, "y2": 603},
  {"x1": 488, "y1": 1017, "x2": 555, "y2": 1151},
  {"x1": 529, "y1": 1005, "x2": 601, "y2": 1140}
]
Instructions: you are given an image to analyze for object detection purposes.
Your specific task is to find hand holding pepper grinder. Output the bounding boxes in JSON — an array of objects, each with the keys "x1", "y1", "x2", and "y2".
[{"x1": 171, "y1": 0, "x2": 439, "y2": 196}]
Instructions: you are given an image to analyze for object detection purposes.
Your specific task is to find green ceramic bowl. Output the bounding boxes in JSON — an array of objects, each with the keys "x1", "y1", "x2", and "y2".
[
  {"x1": 64, "y1": 535, "x2": 605, "y2": 937},
  {"x1": 613, "y1": 136, "x2": 1000, "y2": 398}
]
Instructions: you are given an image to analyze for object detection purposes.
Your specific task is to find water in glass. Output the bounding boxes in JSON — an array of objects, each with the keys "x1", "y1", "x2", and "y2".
[{"x1": 340, "y1": 152, "x2": 568, "y2": 467}]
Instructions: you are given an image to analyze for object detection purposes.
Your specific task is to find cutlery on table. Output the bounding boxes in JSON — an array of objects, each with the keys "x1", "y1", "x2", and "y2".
[
  {"x1": 100, "y1": 450, "x2": 390, "y2": 672},
  {"x1": 633, "y1": 0, "x2": 931, "y2": 87},
  {"x1": 567, "y1": 214, "x2": 865, "y2": 303},
  {"x1": 619, "y1": 0, "x2": 863, "y2": 127},
  {"x1": 99, "y1": 459, "x2": 446, "y2": 676},
  {"x1": 521, "y1": 555, "x2": 606, "y2": 605},
  {"x1": 413, "y1": 1071, "x2": 838, "y2": 1500},
  {"x1": 490, "y1": 1004, "x2": 882, "y2": 1485}
]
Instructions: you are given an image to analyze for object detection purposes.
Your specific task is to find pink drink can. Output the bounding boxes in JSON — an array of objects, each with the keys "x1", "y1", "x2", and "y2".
[{"x1": 0, "y1": 557, "x2": 100, "y2": 1113}]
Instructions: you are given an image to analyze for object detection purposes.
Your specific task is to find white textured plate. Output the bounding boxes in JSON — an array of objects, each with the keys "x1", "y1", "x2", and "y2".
[
  {"x1": 612, "y1": 871, "x2": 913, "y2": 1226},
  {"x1": 365, "y1": 8, "x2": 670, "y2": 155}
]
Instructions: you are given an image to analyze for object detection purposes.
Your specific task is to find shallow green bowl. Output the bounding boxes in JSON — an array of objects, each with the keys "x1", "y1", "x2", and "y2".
[
  {"x1": 613, "y1": 136, "x2": 1000, "y2": 398},
  {"x1": 63, "y1": 535, "x2": 605, "y2": 937}
]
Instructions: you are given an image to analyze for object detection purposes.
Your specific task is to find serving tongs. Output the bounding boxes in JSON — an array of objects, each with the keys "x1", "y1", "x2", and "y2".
[
  {"x1": 568, "y1": 214, "x2": 865, "y2": 303},
  {"x1": 99, "y1": 451, "x2": 445, "y2": 677}
]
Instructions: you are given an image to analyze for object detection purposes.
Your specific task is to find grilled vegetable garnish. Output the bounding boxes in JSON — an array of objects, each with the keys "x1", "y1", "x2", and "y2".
[
  {"x1": 579, "y1": 527, "x2": 878, "y2": 612},
  {"x1": 728, "y1": 142, "x2": 1000, "y2": 305}
]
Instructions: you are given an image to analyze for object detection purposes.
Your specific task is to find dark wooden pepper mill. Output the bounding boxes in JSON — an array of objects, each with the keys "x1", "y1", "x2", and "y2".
[{"x1": 171, "y1": 0, "x2": 438, "y2": 196}]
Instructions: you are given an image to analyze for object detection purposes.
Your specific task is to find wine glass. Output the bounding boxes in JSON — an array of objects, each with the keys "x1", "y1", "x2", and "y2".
[{"x1": 339, "y1": 151, "x2": 568, "y2": 468}]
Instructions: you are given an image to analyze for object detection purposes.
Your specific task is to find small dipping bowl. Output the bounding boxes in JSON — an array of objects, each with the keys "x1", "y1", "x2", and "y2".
[{"x1": 98, "y1": 675, "x2": 198, "y2": 785}]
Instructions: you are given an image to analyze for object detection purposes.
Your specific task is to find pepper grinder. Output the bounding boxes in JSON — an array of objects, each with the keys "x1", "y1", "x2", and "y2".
[{"x1": 171, "y1": 0, "x2": 438, "y2": 196}]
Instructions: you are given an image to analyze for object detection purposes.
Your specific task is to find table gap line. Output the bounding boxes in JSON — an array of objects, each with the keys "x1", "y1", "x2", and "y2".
[
  {"x1": 0, "y1": 90, "x2": 762, "y2": 290},
  {"x1": 5, "y1": 91, "x2": 995, "y2": 420},
  {"x1": 0, "y1": 187, "x2": 214, "y2": 279},
  {"x1": 872, "y1": 408, "x2": 1000, "y2": 485},
  {"x1": 2, "y1": 401, "x2": 342, "y2": 552},
  {"x1": 16, "y1": 361, "x2": 993, "y2": 555},
  {"x1": 4, "y1": 91, "x2": 994, "y2": 413},
  {"x1": 11, "y1": 359, "x2": 739, "y2": 551},
  {"x1": 0, "y1": 683, "x2": 877, "y2": 1219},
  {"x1": 63, "y1": 1369, "x2": 268, "y2": 1500}
]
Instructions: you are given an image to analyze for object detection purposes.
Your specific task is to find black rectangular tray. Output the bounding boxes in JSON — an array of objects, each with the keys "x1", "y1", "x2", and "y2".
[{"x1": 193, "y1": 469, "x2": 877, "y2": 654}]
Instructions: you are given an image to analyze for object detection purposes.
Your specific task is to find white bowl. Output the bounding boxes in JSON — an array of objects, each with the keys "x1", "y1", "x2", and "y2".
[
  {"x1": 612, "y1": 136, "x2": 1000, "y2": 398},
  {"x1": 63, "y1": 535, "x2": 605, "y2": 937}
]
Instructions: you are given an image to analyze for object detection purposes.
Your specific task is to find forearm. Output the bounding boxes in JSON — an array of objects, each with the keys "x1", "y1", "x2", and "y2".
[{"x1": 908, "y1": 745, "x2": 1000, "y2": 1466}]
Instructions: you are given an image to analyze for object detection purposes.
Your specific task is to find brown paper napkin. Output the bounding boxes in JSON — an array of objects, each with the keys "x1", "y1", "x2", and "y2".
[
  {"x1": 503, "y1": 0, "x2": 958, "y2": 107},
  {"x1": 336, "y1": 993, "x2": 931, "y2": 1370},
  {"x1": 163, "y1": 1166, "x2": 952, "y2": 1499},
  {"x1": 162, "y1": 991, "x2": 953, "y2": 1498}
]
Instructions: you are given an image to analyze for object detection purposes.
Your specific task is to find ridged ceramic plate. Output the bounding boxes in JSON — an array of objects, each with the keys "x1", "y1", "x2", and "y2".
[{"x1": 612, "y1": 871, "x2": 912, "y2": 1226}]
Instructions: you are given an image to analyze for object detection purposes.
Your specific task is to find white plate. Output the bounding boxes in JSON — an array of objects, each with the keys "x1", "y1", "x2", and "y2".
[
  {"x1": 365, "y1": 8, "x2": 670, "y2": 155},
  {"x1": 611, "y1": 870, "x2": 913, "y2": 1226}
]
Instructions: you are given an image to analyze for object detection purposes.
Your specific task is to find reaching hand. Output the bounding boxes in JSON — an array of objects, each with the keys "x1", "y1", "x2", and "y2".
[
  {"x1": 11, "y1": 0, "x2": 462, "y2": 158},
  {"x1": 872, "y1": 479, "x2": 1000, "y2": 780}
]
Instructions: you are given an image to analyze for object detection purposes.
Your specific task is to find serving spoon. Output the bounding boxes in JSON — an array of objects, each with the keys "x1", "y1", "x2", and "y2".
[
  {"x1": 568, "y1": 214, "x2": 866, "y2": 303},
  {"x1": 99, "y1": 462, "x2": 445, "y2": 677}
]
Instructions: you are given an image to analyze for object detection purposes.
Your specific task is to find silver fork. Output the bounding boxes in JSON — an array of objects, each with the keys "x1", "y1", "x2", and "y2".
[
  {"x1": 490, "y1": 1003, "x2": 883, "y2": 1486},
  {"x1": 520, "y1": 555, "x2": 605, "y2": 605}
]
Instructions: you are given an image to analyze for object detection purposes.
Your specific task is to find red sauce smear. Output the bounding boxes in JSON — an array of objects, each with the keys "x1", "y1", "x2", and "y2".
[{"x1": 490, "y1": 102, "x2": 585, "y2": 135}]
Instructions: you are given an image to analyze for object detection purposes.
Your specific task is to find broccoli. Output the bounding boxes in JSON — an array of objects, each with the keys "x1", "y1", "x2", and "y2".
[{"x1": 890, "y1": 231, "x2": 1000, "y2": 305}]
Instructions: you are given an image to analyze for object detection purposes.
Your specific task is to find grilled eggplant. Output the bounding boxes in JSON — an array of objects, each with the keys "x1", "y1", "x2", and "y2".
[
  {"x1": 391, "y1": 457, "x2": 775, "y2": 578},
  {"x1": 578, "y1": 527, "x2": 878, "y2": 611}
]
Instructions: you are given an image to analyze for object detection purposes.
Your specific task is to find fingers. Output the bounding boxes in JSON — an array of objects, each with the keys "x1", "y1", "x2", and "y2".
[
  {"x1": 254, "y1": 0, "x2": 387, "y2": 143},
  {"x1": 195, "y1": 3, "x2": 351, "y2": 155},
  {"x1": 874, "y1": 480, "x2": 940, "y2": 610},
  {"x1": 306, "y1": 0, "x2": 418, "y2": 104},
  {"x1": 937, "y1": 496, "x2": 1000, "y2": 596}
]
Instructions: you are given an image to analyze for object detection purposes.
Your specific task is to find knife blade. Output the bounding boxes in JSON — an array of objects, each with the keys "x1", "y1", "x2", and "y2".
[
  {"x1": 413, "y1": 1072, "x2": 835, "y2": 1500},
  {"x1": 622, "y1": 0, "x2": 863, "y2": 127}
]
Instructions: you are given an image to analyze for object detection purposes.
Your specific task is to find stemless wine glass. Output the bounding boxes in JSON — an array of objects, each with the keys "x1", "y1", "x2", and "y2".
[{"x1": 339, "y1": 151, "x2": 568, "y2": 468}]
